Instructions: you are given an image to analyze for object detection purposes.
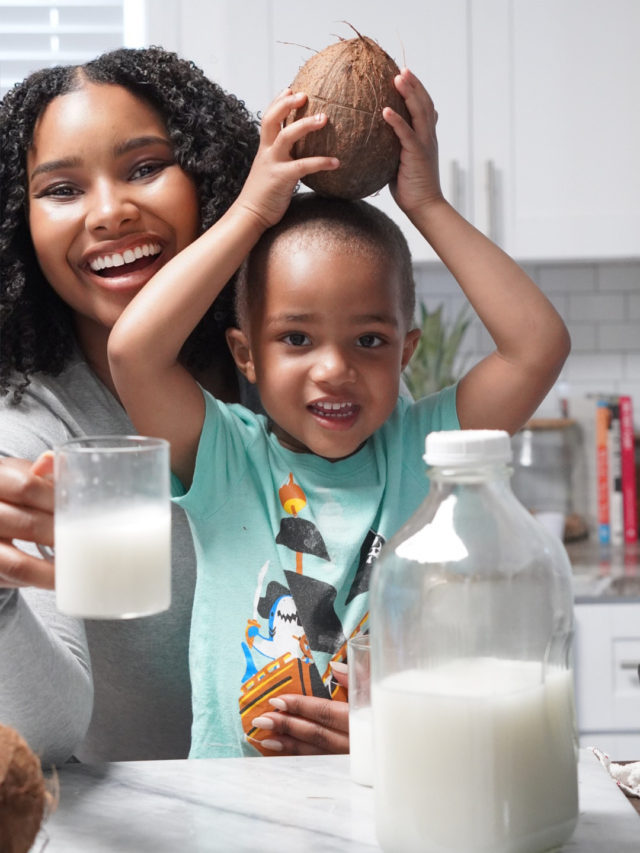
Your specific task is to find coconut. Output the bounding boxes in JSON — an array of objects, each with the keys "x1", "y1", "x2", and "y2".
[
  {"x1": 285, "y1": 31, "x2": 411, "y2": 199},
  {"x1": 0, "y1": 725, "x2": 57, "y2": 853}
]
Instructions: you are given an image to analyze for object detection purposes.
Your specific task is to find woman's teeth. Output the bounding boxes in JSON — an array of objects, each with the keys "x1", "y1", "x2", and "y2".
[{"x1": 89, "y1": 243, "x2": 161, "y2": 272}]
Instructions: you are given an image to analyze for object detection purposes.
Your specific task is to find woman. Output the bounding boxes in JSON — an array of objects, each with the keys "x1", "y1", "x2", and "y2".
[{"x1": 0, "y1": 46, "x2": 347, "y2": 765}]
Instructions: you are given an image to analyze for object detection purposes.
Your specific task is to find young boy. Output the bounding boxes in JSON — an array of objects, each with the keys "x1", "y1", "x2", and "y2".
[{"x1": 108, "y1": 69, "x2": 570, "y2": 758}]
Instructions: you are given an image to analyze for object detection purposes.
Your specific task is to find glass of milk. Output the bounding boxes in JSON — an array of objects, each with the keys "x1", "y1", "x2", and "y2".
[
  {"x1": 53, "y1": 436, "x2": 171, "y2": 619},
  {"x1": 347, "y1": 633, "x2": 373, "y2": 786}
]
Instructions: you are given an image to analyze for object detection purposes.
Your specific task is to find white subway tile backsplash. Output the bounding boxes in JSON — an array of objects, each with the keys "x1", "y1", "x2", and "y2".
[
  {"x1": 538, "y1": 265, "x2": 597, "y2": 294},
  {"x1": 568, "y1": 292, "x2": 625, "y2": 322},
  {"x1": 414, "y1": 259, "x2": 639, "y2": 420},
  {"x1": 597, "y1": 262, "x2": 640, "y2": 292},
  {"x1": 546, "y1": 294, "x2": 568, "y2": 316},
  {"x1": 566, "y1": 324, "x2": 597, "y2": 351},
  {"x1": 564, "y1": 379, "x2": 616, "y2": 398},
  {"x1": 598, "y1": 323, "x2": 640, "y2": 351},
  {"x1": 628, "y1": 292, "x2": 640, "y2": 319},
  {"x1": 564, "y1": 352, "x2": 624, "y2": 381},
  {"x1": 624, "y1": 353, "x2": 640, "y2": 378},
  {"x1": 414, "y1": 264, "x2": 457, "y2": 296}
]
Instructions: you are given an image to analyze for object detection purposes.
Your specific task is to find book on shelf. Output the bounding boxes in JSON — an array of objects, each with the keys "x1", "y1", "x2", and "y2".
[
  {"x1": 606, "y1": 398, "x2": 623, "y2": 546},
  {"x1": 619, "y1": 395, "x2": 638, "y2": 544},
  {"x1": 567, "y1": 393, "x2": 638, "y2": 545}
]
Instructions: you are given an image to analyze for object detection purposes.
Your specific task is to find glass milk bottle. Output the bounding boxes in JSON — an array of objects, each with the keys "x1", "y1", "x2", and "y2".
[{"x1": 370, "y1": 430, "x2": 578, "y2": 853}]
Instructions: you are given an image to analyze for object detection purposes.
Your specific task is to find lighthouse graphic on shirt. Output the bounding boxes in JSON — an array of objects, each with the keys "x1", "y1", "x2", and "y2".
[{"x1": 238, "y1": 472, "x2": 381, "y2": 754}]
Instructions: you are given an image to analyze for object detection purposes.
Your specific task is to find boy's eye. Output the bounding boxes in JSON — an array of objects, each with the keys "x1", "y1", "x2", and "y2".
[
  {"x1": 357, "y1": 334, "x2": 383, "y2": 348},
  {"x1": 282, "y1": 332, "x2": 311, "y2": 347}
]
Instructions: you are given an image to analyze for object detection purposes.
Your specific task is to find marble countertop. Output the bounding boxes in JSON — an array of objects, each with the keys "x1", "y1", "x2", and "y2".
[
  {"x1": 567, "y1": 539, "x2": 640, "y2": 603},
  {"x1": 34, "y1": 749, "x2": 638, "y2": 852}
]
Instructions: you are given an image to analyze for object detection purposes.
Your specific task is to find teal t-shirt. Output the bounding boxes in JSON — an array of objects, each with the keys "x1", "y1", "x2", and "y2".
[{"x1": 174, "y1": 385, "x2": 459, "y2": 758}]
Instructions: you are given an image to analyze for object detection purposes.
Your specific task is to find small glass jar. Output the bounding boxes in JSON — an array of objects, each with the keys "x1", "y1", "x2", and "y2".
[{"x1": 370, "y1": 430, "x2": 578, "y2": 853}]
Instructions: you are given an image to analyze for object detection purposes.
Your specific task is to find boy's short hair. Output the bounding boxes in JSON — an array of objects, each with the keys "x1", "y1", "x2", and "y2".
[{"x1": 235, "y1": 193, "x2": 415, "y2": 332}]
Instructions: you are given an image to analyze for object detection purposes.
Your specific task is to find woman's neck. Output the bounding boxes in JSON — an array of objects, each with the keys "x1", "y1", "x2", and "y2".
[
  {"x1": 73, "y1": 317, "x2": 241, "y2": 404},
  {"x1": 74, "y1": 317, "x2": 117, "y2": 397}
]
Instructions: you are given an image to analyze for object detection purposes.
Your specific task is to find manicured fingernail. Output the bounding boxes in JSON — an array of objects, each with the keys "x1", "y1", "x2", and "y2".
[
  {"x1": 251, "y1": 715, "x2": 275, "y2": 730},
  {"x1": 268, "y1": 698, "x2": 287, "y2": 711},
  {"x1": 329, "y1": 660, "x2": 348, "y2": 675},
  {"x1": 315, "y1": 112, "x2": 326, "y2": 122},
  {"x1": 261, "y1": 739, "x2": 283, "y2": 752}
]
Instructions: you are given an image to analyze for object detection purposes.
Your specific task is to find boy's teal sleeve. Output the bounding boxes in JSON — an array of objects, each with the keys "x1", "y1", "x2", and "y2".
[
  {"x1": 438, "y1": 382, "x2": 460, "y2": 430},
  {"x1": 415, "y1": 382, "x2": 459, "y2": 431}
]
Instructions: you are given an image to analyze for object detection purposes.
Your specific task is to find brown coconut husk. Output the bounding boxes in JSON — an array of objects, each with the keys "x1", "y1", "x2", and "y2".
[
  {"x1": 285, "y1": 28, "x2": 411, "y2": 199},
  {"x1": 0, "y1": 725, "x2": 58, "y2": 853}
]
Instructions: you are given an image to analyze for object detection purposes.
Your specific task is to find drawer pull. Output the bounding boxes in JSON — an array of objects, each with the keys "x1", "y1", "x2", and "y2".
[{"x1": 619, "y1": 661, "x2": 640, "y2": 671}]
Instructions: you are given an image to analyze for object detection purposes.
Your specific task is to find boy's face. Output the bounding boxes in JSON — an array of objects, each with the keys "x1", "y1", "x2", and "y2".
[{"x1": 229, "y1": 242, "x2": 420, "y2": 460}]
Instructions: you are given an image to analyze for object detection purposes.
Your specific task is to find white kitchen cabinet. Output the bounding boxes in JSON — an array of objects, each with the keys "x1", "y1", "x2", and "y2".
[
  {"x1": 471, "y1": 0, "x2": 640, "y2": 261},
  {"x1": 573, "y1": 602, "x2": 640, "y2": 758},
  {"x1": 152, "y1": 0, "x2": 640, "y2": 263}
]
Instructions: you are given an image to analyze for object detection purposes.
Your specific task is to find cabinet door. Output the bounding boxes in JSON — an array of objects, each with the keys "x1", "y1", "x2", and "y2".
[
  {"x1": 472, "y1": 0, "x2": 640, "y2": 260},
  {"x1": 573, "y1": 602, "x2": 640, "y2": 739}
]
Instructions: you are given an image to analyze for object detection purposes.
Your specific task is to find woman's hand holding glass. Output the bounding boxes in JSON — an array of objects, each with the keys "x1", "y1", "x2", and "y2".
[{"x1": 0, "y1": 454, "x2": 54, "y2": 589}]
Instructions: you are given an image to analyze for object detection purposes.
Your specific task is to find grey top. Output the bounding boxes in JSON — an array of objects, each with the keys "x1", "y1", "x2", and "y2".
[{"x1": 0, "y1": 354, "x2": 196, "y2": 765}]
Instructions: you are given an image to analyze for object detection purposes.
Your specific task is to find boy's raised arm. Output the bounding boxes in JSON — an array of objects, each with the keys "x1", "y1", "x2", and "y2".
[
  {"x1": 108, "y1": 92, "x2": 338, "y2": 486},
  {"x1": 384, "y1": 69, "x2": 570, "y2": 434}
]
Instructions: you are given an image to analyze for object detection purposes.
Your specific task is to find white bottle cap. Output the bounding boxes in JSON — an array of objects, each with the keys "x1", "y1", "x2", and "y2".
[{"x1": 424, "y1": 430, "x2": 512, "y2": 466}]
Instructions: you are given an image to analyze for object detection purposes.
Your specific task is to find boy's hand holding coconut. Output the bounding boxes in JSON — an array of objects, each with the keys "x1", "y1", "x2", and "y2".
[
  {"x1": 382, "y1": 67, "x2": 445, "y2": 217},
  {"x1": 233, "y1": 88, "x2": 339, "y2": 233}
]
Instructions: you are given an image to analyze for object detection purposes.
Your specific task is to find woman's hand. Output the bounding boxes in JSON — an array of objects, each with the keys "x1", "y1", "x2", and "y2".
[
  {"x1": 235, "y1": 89, "x2": 339, "y2": 231},
  {"x1": 0, "y1": 453, "x2": 55, "y2": 589},
  {"x1": 383, "y1": 67, "x2": 444, "y2": 219},
  {"x1": 249, "y1": 660, "x2": 349, "y2": 756}
]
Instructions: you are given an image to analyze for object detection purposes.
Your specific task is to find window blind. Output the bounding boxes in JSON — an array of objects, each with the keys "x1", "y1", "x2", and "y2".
[{"x1": 0, "y1": 0, "x2": 145, "y2": 97}]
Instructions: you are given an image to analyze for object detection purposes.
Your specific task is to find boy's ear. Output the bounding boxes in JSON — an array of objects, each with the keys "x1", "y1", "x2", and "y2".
[
  {"x1": 401, "y1": 327, "x2": 421, "y2": 371},
  {"x1": 226, "y1": 328, "x2": 257, "y2": 384}
]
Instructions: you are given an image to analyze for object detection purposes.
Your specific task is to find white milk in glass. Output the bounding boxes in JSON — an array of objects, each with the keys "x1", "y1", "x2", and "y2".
[
  {"x1": 373, "y1": 658, "x2": 578, "y2": 853},
  {"x1": 55, "y1": 505, "x2": 171, "y2": 618},
  {"x1": 349, "y1": 705, "x2": 374, "y2": 786}
]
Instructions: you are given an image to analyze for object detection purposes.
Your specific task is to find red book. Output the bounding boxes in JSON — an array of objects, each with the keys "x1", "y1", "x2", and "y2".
[{"x1": 619, "y1": 395, "x2": 638, "y2": 543}]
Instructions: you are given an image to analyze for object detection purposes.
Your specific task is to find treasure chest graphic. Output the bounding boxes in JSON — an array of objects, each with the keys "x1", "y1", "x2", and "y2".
[{"x1": 239, "y1": 652, "x2": 316, "y2": 755}]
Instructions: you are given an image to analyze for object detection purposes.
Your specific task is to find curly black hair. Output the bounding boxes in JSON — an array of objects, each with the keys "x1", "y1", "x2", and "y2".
[{"x1": 0, "y1": 46, "x2": 259, "y2": 400}]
